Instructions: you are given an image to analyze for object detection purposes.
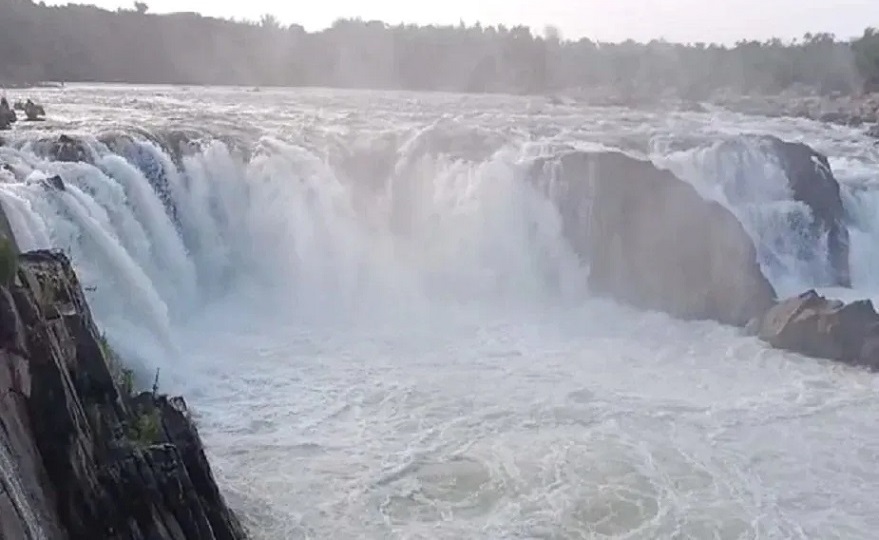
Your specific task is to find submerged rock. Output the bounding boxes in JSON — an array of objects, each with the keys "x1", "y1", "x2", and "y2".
[
  {"x1": 757, "y1": 290, "x2": 879, "y2": 369},
  {"x1": 0, "y1": 234, "x2": 247, "y2": 537},
  {"x1": 52, "y1": 134, "x2": 91, "y2": 163},
  {"x1": 43, "y1": 174, "x2": 65, "y2": 191},
  {"x1": 532, "y1": 150, "x2": 777, "y2": 326}
]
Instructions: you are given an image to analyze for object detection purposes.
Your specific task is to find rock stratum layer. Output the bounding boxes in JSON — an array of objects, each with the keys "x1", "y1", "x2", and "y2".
[{"x1": 0, "y1": 213, "x2": 245, "y2": 539}]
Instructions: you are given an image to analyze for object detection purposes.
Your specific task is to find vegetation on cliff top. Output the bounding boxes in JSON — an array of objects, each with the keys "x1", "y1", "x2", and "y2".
[{"x1": 1, "y1": 0, "x2": 878, "y2": 96}]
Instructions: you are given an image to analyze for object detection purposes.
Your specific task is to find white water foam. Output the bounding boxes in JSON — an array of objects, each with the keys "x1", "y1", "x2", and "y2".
[{"x1": 2, "y1": 86, "x2": 879, "y2": 538}]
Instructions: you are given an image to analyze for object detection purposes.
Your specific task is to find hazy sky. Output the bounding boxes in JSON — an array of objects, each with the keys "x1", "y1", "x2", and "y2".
[{"x1": 54, "y1": 0, "x2": 879, "y2": 43}]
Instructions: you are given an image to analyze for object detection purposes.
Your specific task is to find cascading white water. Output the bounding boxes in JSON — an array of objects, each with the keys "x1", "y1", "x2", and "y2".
[
  {"x1": 3, "y1": 85, "x2": 879, "y2": 539},
  {"x1": 654, "y1": 134, "x2": 879, "y2": 303},
  {"x1": 0, "y1": 124, "x2": 588, "y2": 379},
  {"x1": 654, "y1": 137, "x2": 837, "y2": 297}
]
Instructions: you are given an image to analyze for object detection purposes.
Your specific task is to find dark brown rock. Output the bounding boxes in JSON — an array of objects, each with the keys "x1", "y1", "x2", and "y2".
[
  {"x1": 531, "y1": 150, "x2": 777, "y2": 326},
  {"x1": 757, "y1": 290, "x2": 879, "y2": 369},
  {"x1": 0, "y1": 247, "x2": 247, "y2": 539}
]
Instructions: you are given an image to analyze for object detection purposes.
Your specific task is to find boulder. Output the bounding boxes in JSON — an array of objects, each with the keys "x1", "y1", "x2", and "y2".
[
  {"x1": 531, "y1": 150, "x2": 777, "y2": 326},
  {"x1": 764, "y1": 136, "x2": 850, "y2": 287},
  {"x1": 24, "y1": 103, "x2": 45, "y2": 121},
  {"x1": 757, "y1": 290, "x2": 879, "y2": 369},
  {"x1": 868, "y1": 124, "x2": 879, "y2": 139},
  {"x1": 0, "y1": 108, "x2": 13, "y2": 130}
]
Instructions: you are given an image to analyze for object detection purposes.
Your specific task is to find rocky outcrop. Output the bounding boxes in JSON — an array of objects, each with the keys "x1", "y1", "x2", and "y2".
[
  {"x1": 22, "y1": 134, "x2": 95, "y2": 163},
  {"x1": 0, "y1": 243, "x2": 246, "y2": 537},
  {"x1": 23, "y1": 103, "x2": 45, "y2": 122},
  {"x1": 709, "y1": 135, "x2": 851, "y2": 287},
  {"x1": 532, "y1": 150, "x2": 777, "y2": 326},
  {"x1": 0, "y1": 108, "x2": 14, "y2": 131},
  {"x1": 765, "y1": 136, "x2": 851, "y2": 286},
  {"x1": 714, "y1": 92, "x2": 879, "y2": 144},
  {"x1": 756, "y1": 290, "x2": 879, "y2": 369},
  {"x1": 713, "y1": 91, "x2": 879, "y2": 127}
]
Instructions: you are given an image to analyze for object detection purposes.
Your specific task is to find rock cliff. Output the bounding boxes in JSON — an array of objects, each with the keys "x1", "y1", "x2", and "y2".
[{"x1": 0, "y1": 212, "x2": 245, "y2": 538}]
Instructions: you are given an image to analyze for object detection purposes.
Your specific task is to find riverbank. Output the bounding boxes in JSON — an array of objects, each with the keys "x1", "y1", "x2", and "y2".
[{"x1": 710, "y1": 89, "x2": 879, "y2": 134}]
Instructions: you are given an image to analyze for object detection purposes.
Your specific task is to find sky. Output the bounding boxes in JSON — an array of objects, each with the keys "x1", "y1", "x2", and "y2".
[{"x1": 50, "y1": 0, "x2": 879, "y2": 44}]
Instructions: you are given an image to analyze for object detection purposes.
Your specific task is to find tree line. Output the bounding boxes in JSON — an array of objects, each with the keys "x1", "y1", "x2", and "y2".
[{"x1": 2, "y1": 0, "x2": 878, "y2": 98}]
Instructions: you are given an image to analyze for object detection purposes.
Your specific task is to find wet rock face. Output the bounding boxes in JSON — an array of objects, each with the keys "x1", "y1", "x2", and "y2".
[
  {"x1": 0, "y1": 248, "x2": 247, "y2": 540},
  {"x1": 531, "y1": 150, "x2": 777, "y2": 326},
  {"x1": 757, "y1": 290, "x2": 879, "y2": 369},
  {"x1": 707, "y1": 135, "x2": 851, "y2": 288},
  {"x1": 764, "y1": 136, "x2": 851, "y2": 287}
]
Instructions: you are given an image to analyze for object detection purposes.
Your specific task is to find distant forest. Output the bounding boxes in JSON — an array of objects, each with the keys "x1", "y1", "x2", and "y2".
[{"x1": 2, "y1": 0, "x2": 879, "y2": 98}]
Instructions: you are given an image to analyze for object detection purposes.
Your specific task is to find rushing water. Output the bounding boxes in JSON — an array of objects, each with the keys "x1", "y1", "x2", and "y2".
[{"x1": 2, "y1": 84, "x2": 879, "y2": 539}]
